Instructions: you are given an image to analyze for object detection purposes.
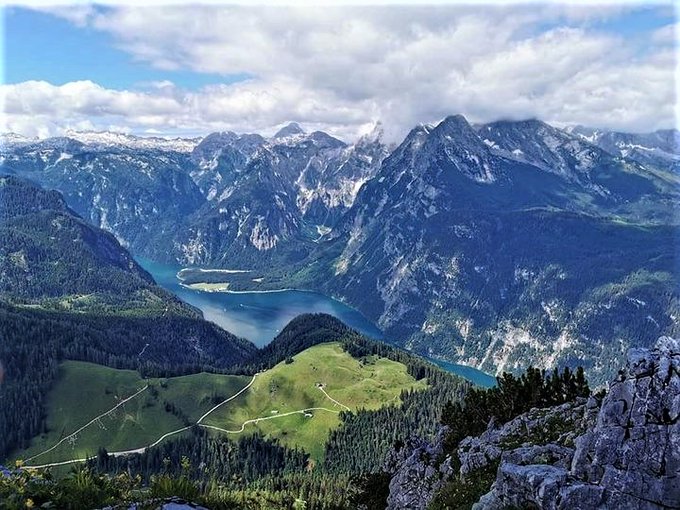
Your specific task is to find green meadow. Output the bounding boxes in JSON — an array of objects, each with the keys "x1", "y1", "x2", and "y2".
[{"x1": 15, "y1": 342, "x2": 427, "y2": 466}]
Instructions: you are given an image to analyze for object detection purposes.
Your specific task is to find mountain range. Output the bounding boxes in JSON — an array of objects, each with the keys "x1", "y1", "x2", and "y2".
[
  {"x1": 2, "y1": 116, "x2": 678, "y2": 383},
  {"x1": 300, "y1": 116, "x2": 679, "y2": 383}
]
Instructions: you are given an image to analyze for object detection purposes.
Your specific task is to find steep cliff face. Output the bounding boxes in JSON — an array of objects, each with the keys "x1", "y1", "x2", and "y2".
[
  {"x1": 385, "y1": 336, "x2": 680, "y2": 510},
  {"x1": 306, "y1": 115, "x2": 678, "y2": 385}
]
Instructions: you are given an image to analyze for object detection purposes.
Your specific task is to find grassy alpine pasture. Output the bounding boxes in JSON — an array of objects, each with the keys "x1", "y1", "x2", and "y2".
[
  {"x1": 13, "y1": 342, "x2": 427, "y2": 466},
  {"x1": 14, "y1": 362, "x2": 250, "y2": 466},
  {"x1": 202, "y1": 342, "x2": 428, "y2": 460}
]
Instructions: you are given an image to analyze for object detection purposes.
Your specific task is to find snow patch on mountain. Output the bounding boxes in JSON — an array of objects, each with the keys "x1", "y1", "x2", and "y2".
[
  {"x1": 64, "y1": 130, "x2": 202, "y2": 153},
  {"x1": 0, "y1": 132, "x2": 37, "y2": 148}
]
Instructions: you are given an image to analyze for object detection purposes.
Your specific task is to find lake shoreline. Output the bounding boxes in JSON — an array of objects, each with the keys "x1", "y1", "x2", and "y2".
[
  {"x1": 138, "y1": 256, "x2": 496, "y2": 387},
  {"x1": 180, "y1": 281, "x2": 299, "y2": 295},
  {"x1": 136, "y1": 256, "x2": 384, "y2": 346},
  {"x1": 175, "y1": 267, "x2": 360, "y2": 309}
]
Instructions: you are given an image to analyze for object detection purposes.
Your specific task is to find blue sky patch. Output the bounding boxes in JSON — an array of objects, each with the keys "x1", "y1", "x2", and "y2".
[{"x1": 3, "y1": 7, "x2": 248, "y2": 89}]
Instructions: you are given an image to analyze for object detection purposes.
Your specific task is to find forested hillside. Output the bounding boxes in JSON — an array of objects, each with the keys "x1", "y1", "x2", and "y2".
[
  {"x1": 2, "y1": 309, "x2": 470, "y2": 509},
  {"x1": 0, "y1": 176, "x2": 256, "y2": 459}
]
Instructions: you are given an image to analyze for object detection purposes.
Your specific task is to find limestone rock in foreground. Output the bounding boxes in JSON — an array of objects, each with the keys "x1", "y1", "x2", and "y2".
[
  {"x1": 384, "y1": 387, "x2": 595, "y2": 509},
  {"x1": 383, "y1": 428, "x2": 454, "y2": 510},
  {"x1": 477, "y1": 336, "x2": 680, "y2": 510},
  {"x1": 458, "y1": 398, "x2": 596, "y2": 478}
]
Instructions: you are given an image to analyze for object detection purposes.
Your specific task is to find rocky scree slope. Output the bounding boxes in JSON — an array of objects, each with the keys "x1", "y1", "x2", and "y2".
[{"x1": 385, "y1": 336, "x2": 680, "y2": 510}]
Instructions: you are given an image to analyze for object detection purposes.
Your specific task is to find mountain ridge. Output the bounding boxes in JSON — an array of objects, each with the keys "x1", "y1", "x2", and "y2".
[{"x1": 2, "y1": 115, "x2": 678, "y2": 383}]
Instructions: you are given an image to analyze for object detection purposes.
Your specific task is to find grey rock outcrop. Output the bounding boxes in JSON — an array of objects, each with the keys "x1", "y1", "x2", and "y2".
[
  {"x1": 383, "y1": 428, "x2": 454, "y2": 510},
  {"x1": 458, "y1": 398, "x2": 597, "y2": 478},
  {"x1": 476, "y1": 336, "x2": 680, "y2": 510}
]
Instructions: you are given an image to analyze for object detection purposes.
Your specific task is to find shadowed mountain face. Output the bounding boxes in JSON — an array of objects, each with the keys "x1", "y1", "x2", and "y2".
[
  {"x1": 292, "y1": 116, "x2": 679, "y2": 383},
  {"x1": 2, "y1": 116, "x2": 678, "y2": 382},
  {"x1": 0, "y1": 174, "x2": 154, "y2": 301},
  {"x1": 0, "y1": 174, "x2": 257, "y2": 366}
]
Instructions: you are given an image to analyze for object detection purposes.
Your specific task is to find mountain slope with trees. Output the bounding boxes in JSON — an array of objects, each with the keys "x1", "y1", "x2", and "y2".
[{"x1": 0, "y1": 176, "x2": 257, "y2": 460}]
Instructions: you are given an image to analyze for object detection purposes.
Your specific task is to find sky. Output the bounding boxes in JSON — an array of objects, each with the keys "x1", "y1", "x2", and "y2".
[{"x1": 1, "y1": 2, "x2": 677, "y2": 142}]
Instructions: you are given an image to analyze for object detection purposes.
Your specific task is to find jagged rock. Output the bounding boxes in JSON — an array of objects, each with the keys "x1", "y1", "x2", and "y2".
[
  {"x1": 383, "y1": 428, "x2": 454, "y2": 510},
  {"x1": 502, "y1": 444, "x2": 574, "y2": 470},
  {"x1": 458, "y1": 398, "x2": 596, "y2": 477},
  {"x1": 476, "y1": 337, "x2": 680, "y2": 510},
  {"x1": 477, "y1": 463, "x2": 571, "y2": 510}
]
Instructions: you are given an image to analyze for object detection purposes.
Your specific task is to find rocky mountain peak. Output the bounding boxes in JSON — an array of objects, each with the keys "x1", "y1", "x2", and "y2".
[
  {"x1": 356, "y1": 121, "x2": 385, "y2": 146},
  {"x1": 0, "y1": 132, "x2": 36, "y2": 148},
  {"x1": 430, "y1": 114, "x2": 489, "y2": 148},
  {"x1": 27, "y1": 136, "x2": 86, "y2": 153},
  {"x1": 568, "y1": 126, "x2": 680, "y2": 170},
  {"x1": 305, "y1": 130, "x2": 346, "y2": 149},
  {"x1": 62, "y1": 130, "x2": 202, "y2": 153},
  {"x1": 400, "y1": 123, "x2": 433, "y2": 149},
  {"x1": 417, "y1": 114, "x2": 499, "y2": 183},
  {"x1": 438, "y1": 113, "x2": 473, "y2": 130},
  {"x1": 193, "y1": 131, "x2": 239, "y2": 153},
  {"x1": 478, "y1": 117, "x2": 606, "y2": 179},
  {"x1": 274, "y1": 122, "x2": 305, "y2": 139}
]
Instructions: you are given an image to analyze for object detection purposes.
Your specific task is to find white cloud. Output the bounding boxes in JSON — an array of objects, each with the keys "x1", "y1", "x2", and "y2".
[
  {"x1": 0, "y1": 78, "x2": 373, "y2": 139},
  {"x1": 2, "y1": 5, "x2": 676, "y2": 141},
  {"x1": 31, "y1": 4, "x2": 98, "y2": 27},
  {"x1": 651, "y1": 21, "x2": 679, "y2": 44}
]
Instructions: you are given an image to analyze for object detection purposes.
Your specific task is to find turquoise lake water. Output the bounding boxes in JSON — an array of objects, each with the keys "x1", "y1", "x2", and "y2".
[
  {"x1": 427, "y1": 358, "x2": 497, "y2": 388},
  {"x1": 137, "y1": 257, "x2": 383, "y2": 346},
  {"x1": 137, "y1": 257, "x2": 495, "y2": 387}
]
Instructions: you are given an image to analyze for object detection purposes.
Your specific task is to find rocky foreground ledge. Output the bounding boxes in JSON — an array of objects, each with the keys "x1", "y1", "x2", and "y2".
[{"x1": 385, "y1": 337, "x2": 680, "y2": 509}]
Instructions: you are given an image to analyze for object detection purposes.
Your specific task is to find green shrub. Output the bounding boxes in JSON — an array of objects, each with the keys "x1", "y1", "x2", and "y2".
[{"x1": 428, "y1": 462, "x2": 499, "y2": 510}]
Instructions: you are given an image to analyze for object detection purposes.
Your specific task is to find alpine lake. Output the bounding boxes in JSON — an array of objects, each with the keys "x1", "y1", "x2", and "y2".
[{"x1": 137, "y1": 257, "x2": 495, "y2": 387}]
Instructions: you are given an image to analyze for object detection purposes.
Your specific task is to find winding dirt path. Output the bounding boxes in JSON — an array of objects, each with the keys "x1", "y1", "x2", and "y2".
[
  {"x1": 200, "y1": 407, "x2": 340, "y2": 434},
  {"x1": 24, "y1": 374, "x2": 258, "y2": 469},
  {"x1": 25, "y1": 385, "x2": 149, "y2": 463},
  {"x1": 197, "y1": 373, "x2": 258, "y2": 423},
  {"x1": 318, "y1": 385, "x2": 351, "y2": 411}
]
